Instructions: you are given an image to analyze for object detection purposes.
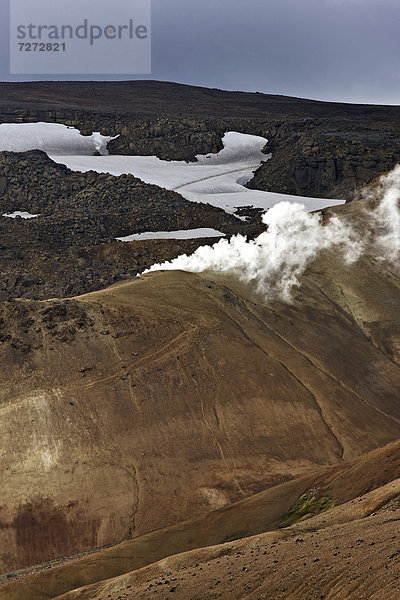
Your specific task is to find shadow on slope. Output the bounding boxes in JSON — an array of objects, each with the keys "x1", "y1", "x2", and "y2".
[{"x1": 3, "y1": 439, "x2": 400, "y2": 600}]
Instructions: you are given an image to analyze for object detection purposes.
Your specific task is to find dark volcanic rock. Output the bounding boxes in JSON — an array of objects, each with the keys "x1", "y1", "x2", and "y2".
[
  {"x1": 107, "y1": 118, "x2": 225, "y2": 161},
  {"x1": 0, "y1": 81, "x2": 399, "y2": 199},
  {"x1": 247, "y1": 120, "x2": 400, "y2": 200},
  {"x1": 0, "y1": 150, "x2": 262, "y2": 301},
  {"x1": 0, "y1": 81, "x2": 399, "y2": 301}
]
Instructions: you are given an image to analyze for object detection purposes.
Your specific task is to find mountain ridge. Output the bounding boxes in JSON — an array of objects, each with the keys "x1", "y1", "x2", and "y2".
[{"x1": 2, "y1": 192, "x2": 400, "y2": 572}]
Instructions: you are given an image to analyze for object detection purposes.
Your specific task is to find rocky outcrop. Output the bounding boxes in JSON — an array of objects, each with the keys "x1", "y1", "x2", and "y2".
[
  {"x1": 0, "y1": 150, "x2": 263, "y2": 301},
  {"x1": 0, "y1": 82, "x2": 400, "y2": 303},
  {"x1": 0, "y1": 109, "x2": 226, "y2": 161},
  {"x1": 107, "y1": 118, "x2": 225, "y2": 160},
  {"x1": 1, "y1": 82, "x2": 399, "y2": 200},
  {"x1": 247, "y1": 120, "x2": 400, "y2": 200}
]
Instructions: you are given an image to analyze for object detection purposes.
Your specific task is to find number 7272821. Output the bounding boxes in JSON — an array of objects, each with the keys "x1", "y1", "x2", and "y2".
[{"x1": 18, "y1": 42, "x2": 66, "y2": 52}]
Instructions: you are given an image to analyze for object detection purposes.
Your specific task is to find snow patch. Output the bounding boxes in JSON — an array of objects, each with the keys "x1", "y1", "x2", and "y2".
[
  {"x1": 0, "y1": 122, "x2": 115, "y2": 156},
  {"x1": 0, "y1": 124, "x2": 345, "y2": 217},
  {"x1": 2, "y1": 210, "x2": 40, "y2": 219},
  {"x1": 46, "y1": 130, "x2": 345, "y2": 216},
  {"x1": 116, "y1": 228, "x2": 226, "y2": 241}
]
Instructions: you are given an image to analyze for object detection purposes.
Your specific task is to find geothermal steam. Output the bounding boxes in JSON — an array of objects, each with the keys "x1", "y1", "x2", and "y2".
[
  {"x1": 147, "y1": 165, "x2": 400, "y2": 301},
  {"x1": 372, "y1": 165, "x2": 400, "y2": 263},
  {"x1": 147, "y1": 201, "x2": 363, "y2": 301}
]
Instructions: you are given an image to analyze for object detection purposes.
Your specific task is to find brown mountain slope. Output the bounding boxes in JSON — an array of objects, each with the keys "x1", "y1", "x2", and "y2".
[
  {"x1": 2, "y1": 209, "x2": 400, "y2": 574},
  {"x1": 2, "y1": 439, "x2": 400, "y2": 600},
  {"x1": 52, "y1": 479, "x2": 400, "y2": 600}
]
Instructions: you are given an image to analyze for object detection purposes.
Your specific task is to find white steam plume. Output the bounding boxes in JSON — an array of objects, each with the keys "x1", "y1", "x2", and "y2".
[
  {"x1": 145, "y1": 165, "x2": 400, "y2": 301},
  {"x1": 371, "y1": 165, "x2": 400, "y2": 263},
  {"x1": 146, "y1": 201, "x2": 363, "y2": 301}
]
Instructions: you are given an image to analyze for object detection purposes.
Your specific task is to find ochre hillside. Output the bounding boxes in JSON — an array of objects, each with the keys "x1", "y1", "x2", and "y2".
[
  {"x1": 53, "y1": 479, "x2": 400, "y2": 600},
  {"x1": 2, "y1": 195, "x2": 400, "y2": 573},
  {"x1": 3, "y1": 439, "x2": 400, "y2": 600}
]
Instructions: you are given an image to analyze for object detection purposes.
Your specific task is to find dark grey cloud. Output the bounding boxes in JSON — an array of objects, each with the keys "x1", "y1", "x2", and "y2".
[{"x1": 1, "y1": 0, "x2": 399, "y2": 104}]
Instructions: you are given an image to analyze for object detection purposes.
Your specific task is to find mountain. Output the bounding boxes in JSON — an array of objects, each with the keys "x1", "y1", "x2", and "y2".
[
  {"x1": 2, "y1": 186, "x2": 400, "y2": 576},
  {"x1": 1, "y1": 83, "x2": 400, "y2": 599},
  {"x1": 3, "y1": 439, "x2": 400, "y2": 600}
]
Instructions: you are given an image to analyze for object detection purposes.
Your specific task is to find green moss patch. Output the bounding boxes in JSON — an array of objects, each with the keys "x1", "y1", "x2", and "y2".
[{"x1": 279, "y1": 492, "x2": 335, "y2": 529}]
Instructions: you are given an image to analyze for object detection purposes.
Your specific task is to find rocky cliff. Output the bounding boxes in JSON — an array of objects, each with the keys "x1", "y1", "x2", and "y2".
[
  {"x1": 1, "y1": 81, "x2": 399, "y2": 199},
  {"x1": 248, "y1": 119, "x2": 400, "y2": 199}
]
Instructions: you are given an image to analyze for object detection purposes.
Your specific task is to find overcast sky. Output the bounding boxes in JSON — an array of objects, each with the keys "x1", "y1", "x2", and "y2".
[{"x1": 2, "y1": 0, "x2": 399, "y2": 104}]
